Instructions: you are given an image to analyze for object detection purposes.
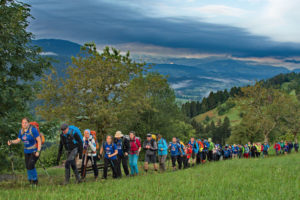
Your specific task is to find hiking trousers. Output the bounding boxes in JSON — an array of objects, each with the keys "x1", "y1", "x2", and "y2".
[
  {"x1": 117, "y1": 154, "x2": 129, "y2": 177},
  {"x1": 103, "y1": 158, "x2": 118, "y2": 179},
  {"x1": 129, "y1": 154, "x2": 139, "y2": 175},
  {"x1": 81, "y1": 155, "x2": 98, "y2": 178},
  {"x1": 25, "y1": 152, "x2": 39, "y2": 181},
  {"x1": 65, "y1": 148, "x2": 80, "y2": 183},
  {"x1": 158, "y1": 155, "x2": 167, "y2": 171}
]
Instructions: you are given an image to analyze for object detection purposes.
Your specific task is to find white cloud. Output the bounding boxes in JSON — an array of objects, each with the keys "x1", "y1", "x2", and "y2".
[{"x1": 40, "y1": 51, "x2": 57, "y2": 56}]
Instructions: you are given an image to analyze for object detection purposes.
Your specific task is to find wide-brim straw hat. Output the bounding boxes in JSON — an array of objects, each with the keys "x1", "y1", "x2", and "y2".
[{"x1": 115, "y1": 131, "x2": 123, "y2": 138}]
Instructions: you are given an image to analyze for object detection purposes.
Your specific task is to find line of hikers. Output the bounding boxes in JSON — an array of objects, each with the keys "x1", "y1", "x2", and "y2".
[{"x1": 7, "y1": 119, "x2": 299, "y2": 186}]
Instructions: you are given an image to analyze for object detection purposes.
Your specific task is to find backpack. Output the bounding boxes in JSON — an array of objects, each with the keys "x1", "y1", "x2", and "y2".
[
  {"x1": 28, "y1": 121, "x2": 45, "y2": 149},
  {"x1": 65, "y1": 126, "x2": 83, "y2": 145},
  {"x1": 90, "y1": 130, "x2": 99, "y2": 150},
  {"x1": 124, "y1": 135, "x2": 140, "y2": 148}
]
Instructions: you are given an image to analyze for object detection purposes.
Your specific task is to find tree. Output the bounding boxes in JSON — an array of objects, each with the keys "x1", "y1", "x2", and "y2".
[
  {"x1": 37, "y1": 43, "x2": 145, "y2": 139},
  {"x1": 0, "y1": 0, "x2": 50, "y2": 150}
]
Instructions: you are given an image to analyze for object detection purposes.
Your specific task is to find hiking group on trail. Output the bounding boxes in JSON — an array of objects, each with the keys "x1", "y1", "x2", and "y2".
[{"x1": 7, "y1": 118, "x2": 300, "y2": 186}]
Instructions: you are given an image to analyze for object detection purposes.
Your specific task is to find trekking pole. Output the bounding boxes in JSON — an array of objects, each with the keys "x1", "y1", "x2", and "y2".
[
  {"x1": 9, "y1": 145, "x2": 16, "y2": 178},
  {"x1": 82, "y1": 148, "x2": 89, "y2": 179},
  {"x1": 167, "y1": 153, "x2": 171, "y2": 171},
  {"x1": 38, "y1": 153, "x2": 50, "y2": 178}
]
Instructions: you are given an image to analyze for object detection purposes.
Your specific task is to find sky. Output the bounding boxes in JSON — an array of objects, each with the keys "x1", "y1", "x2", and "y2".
[{"x1": 26, "y1": 0, "x2": 300, "y2": 69}]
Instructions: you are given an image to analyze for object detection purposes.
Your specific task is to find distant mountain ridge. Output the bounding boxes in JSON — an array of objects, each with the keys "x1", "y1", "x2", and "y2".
[{"x1": 33, "y1": 39, "x2": 293, "y2": 101}]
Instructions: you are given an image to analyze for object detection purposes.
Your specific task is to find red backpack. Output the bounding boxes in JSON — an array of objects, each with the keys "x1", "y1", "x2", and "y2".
[{"x1": 29, "y1": 122, "x2": 45, "y2": 148}]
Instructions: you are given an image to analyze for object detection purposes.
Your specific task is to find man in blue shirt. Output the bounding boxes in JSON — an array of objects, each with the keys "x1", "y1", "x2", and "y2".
[
  {"x1": 169, "y1": 137, "x2": 182, "y2": 170},
  {"x1": 8, "y1": 118, "x2": 42, "y2": 186},
  {"x1": 57, "y1": 124, "x2": 83, "y2": 184}
]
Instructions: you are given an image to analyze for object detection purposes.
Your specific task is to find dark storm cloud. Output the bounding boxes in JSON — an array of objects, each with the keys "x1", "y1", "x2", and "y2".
[{"x1": 26, "y1": 0, "x2": 300, "y2": 58}]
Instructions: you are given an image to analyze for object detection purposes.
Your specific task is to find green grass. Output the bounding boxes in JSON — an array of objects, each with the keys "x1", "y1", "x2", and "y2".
[{"x1": 0, "y1": 153, "x2": 299, "y2": 200}]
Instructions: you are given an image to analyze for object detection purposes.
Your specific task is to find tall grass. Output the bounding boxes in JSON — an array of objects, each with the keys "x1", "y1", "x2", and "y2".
[{"x1": 0, "y1": 153, "x2": 299, "y2": 200}]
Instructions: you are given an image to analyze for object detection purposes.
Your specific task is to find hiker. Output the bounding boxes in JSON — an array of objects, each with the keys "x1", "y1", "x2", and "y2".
[
  {"x1": 169, "y1": 137, "x2": 182, "y2": 170},
  {"x1": 250, "y1": 144, "x2": 257, "y2": 158},
  {"x1": 279, "y1": 140, "x2": 285, "y2": 154},
  {"x1": 238, "y1": 144, "x2": 243, "y2": 159},
  {"x1": 177, "y1": 139, "x2": 185, "y2": 169},
  {"x1": 196, "y1": 139, "x2": 204, "y2": 164},
  {"x1": 81, "y1": 129, "x2": 98, "y2": 180},
  {"x1": 243, "y1": 144, "x2": 250, "y2": 158},
  {"x1": 247, "y1": 142, "x2": 252, "y2": 157},
  {"x1": 114, "y1": 131, "x2": 130, "y2": 177},
  {"x1": 232, "y1": 144, "x2": 238, "y2": 159},
  {"x1": 179, "y1": 141, "x2": 188, "y2": 169},
  {"x1": 128, "y1": 131, "x2": 141, "y2": 176},
  {"x1": 288, "y1": 142, "x2": 293, "y2": 153},
  {"x1": 295, "y1": 142, "x2": 299, "y2": 152},
  {"x1": 57, "y1": 124, "x2": 83, "y2": 184},
  {"x1": 143, "y1": 133, "x2": 158, "y2": 172},
  {"x1": 185, "y1": 144, "x2": 193, "y2": 167},
  {"x1": 7, "y1": 118, "x2": 42, "y2": 186},
  {"x1": 284, "y1": 142, "x2": 289, "y2": 155},
  {"x1": 262, "y1": 142, "x2": 270, "y2": 158},
  {"x1": 157, "y1": 134, "x2": 168, "y2": 172},
  {"x1": 273, "y1": 142, "x2": 281, "y2": 156},
  {"x1": 207, "y1": 138, "x2": 214, "y2": 161},
  {"x1": 255, "y1": 143, "x2": 261, "y2": 158},
  {"x1": 100, "y1": 135, "x2": 118, "y2": 179},
  {"x1": 188, "y1": 137, "x2": 199, "y2": 166},
  {"x1": 223, "y1": 145, "x2": 231, "y2": 160}
]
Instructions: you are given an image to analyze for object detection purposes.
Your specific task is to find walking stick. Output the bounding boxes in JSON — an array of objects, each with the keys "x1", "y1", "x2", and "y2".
[
  {"x1": 9, "y1": 146, "x2": 16, "y2": 178},
  {"x1": 82, "y1": 146, "x2": 89, "y2": 179}
]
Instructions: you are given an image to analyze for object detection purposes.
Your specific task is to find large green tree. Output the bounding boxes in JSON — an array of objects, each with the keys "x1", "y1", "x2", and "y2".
[{"x1": 0, "y1": 0, "x2": 50, "y2": 145}]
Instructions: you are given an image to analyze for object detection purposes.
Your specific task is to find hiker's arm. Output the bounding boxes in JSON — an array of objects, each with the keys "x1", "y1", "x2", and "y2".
[
  {"x1": 150, "y1": 141, "x2": 158, "y2": 151},
  {"x1": 57, "y1": 136, "x2": 63, "y2": 164},
  {"x1": 142, "y1": 141, "x2": 147, "y2": 149},
  {"x1": 35, "y1": 136, "x2": 42, "y2": 156},
  {"x1": 8, "y1": 138, "x2": 21, "y2": 145},
  {"x1": 110, "y1": 149, "x2": 118, "y2": 158},
  {"x1": 100, "y1": 145, "x2": 103, "y2": 156}
]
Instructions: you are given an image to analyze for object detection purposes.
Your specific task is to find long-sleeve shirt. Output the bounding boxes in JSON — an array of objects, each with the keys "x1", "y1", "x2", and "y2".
[
  {"x1": 143, "y1": 139, "x2": 158, "y2": 156},
  {"x1": 83, "y1": 135, "x2": 97, "y2": 157}
]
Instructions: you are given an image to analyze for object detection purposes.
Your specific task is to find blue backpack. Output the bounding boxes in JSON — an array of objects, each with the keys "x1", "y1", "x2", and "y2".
[
  {"x1": 224, "y1": 149, "x2": 230, "y2": 158},
  {"x1": 68, "y1": 125, "x2": 83, "y2": 145}
]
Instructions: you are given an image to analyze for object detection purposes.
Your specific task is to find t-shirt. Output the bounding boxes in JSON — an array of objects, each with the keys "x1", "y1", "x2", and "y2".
[
  {"x1": 116, "y1": 139, "x2": 123, "y2": 156},
  {"x1": 170, "y1": 143, "x2": 180, "y2": 156},
  {"x1": 104, "y1": 143, "x2": 117, "y2": 160},
  {"x1": 18, "y1": 126, "x2": 39, "y2": 154}
]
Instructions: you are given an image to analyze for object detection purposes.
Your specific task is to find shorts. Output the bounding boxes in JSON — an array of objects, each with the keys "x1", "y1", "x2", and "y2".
[
  {"x1": 192, "y1": 152, "x2": 196, "y2": 159},
  {"x1": 145, "y1": 154, "x2": 156, "y2": 163},
  {"x1": 263, "y1": 151, "x2": 268, "y2": 155}
]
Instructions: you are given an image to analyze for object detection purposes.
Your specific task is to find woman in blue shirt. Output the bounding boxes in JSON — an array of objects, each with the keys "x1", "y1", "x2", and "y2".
[
  {"x1": 100, "y1": 135, "x2": 118, "y2": 179},
  {"x1": 7, "y1": 118, "x2": 42, "y2": 186},
  {"x1": 157, "y1": 134, "x2": 168, "y2": 172}
]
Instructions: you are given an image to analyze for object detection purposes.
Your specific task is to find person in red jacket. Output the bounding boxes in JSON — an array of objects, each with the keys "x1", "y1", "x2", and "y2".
[
  {"x1": 274, "y1": 143, "x2": 281, "y2": 156},
  {"x1": 185, "y1": 144, "x2": 193, "y2": 168}
]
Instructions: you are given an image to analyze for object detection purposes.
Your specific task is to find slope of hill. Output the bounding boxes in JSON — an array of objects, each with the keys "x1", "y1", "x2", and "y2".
[{"x1": 1, "y1": 153, "x2": 299, "y2": 199}]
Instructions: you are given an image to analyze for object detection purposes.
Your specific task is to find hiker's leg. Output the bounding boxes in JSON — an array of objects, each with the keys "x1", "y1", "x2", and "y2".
[
  {"x1": 144, "y1": 161, "x2": 149, "y2": 172},
  {"x1": 103, "y1": 158, "x2": 109, "y2": 179},
  {"x1": 90, "y1": 156, "x2": 98, "y2": 178},
  {"x1": 70, "y1": 159, "x2": 80, "y2": 182},
  {"x1": 128, "y1": 154, "x2": 134, "y2": 175},
  {"x1": 161, "y1": 155, "x2": 167, "y2": 171},
  {"x1": 26, "y1": 153, "x2": 39, "y2": 183},
  {"x1": 177, "y1": 156, "x2": 182, "y2": 169},
  {"x1": 65, "y1": 160, "x2": 71, "y2": 183},
  {"x1": 152, "y1": 155, "x2": 158, "y2": 171},
  {"x1": 171, "y1": 156, "x2": 177, "y2": 169},
  {"x1": 112, "y1": 159, "x2": 119, "y2": 178},
  {"x1": 25, "y1": 153, "x2": 32, "y2": 182},
  {"x1": 81, "y1": 154, "x2": 86, "y2": 178},
  {"x1": 122, "y1": 155, "x2": 129, "y2": 176},
  {"x1": 116, "y1": 155, "x2": 122, "y2": 177},
  {"x1": 132, "y1": 154, "x2": 139, "y2": 174}
]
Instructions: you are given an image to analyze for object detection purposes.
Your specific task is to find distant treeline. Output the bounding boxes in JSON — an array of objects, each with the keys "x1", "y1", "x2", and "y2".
[{"x1": 181, "y1": 86, "x2": 242, "y2": 118}]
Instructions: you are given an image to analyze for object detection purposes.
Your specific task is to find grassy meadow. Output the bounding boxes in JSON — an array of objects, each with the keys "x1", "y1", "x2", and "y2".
[{"x1": 0, "y1": 153, "x2": 299, "y2": 200}]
